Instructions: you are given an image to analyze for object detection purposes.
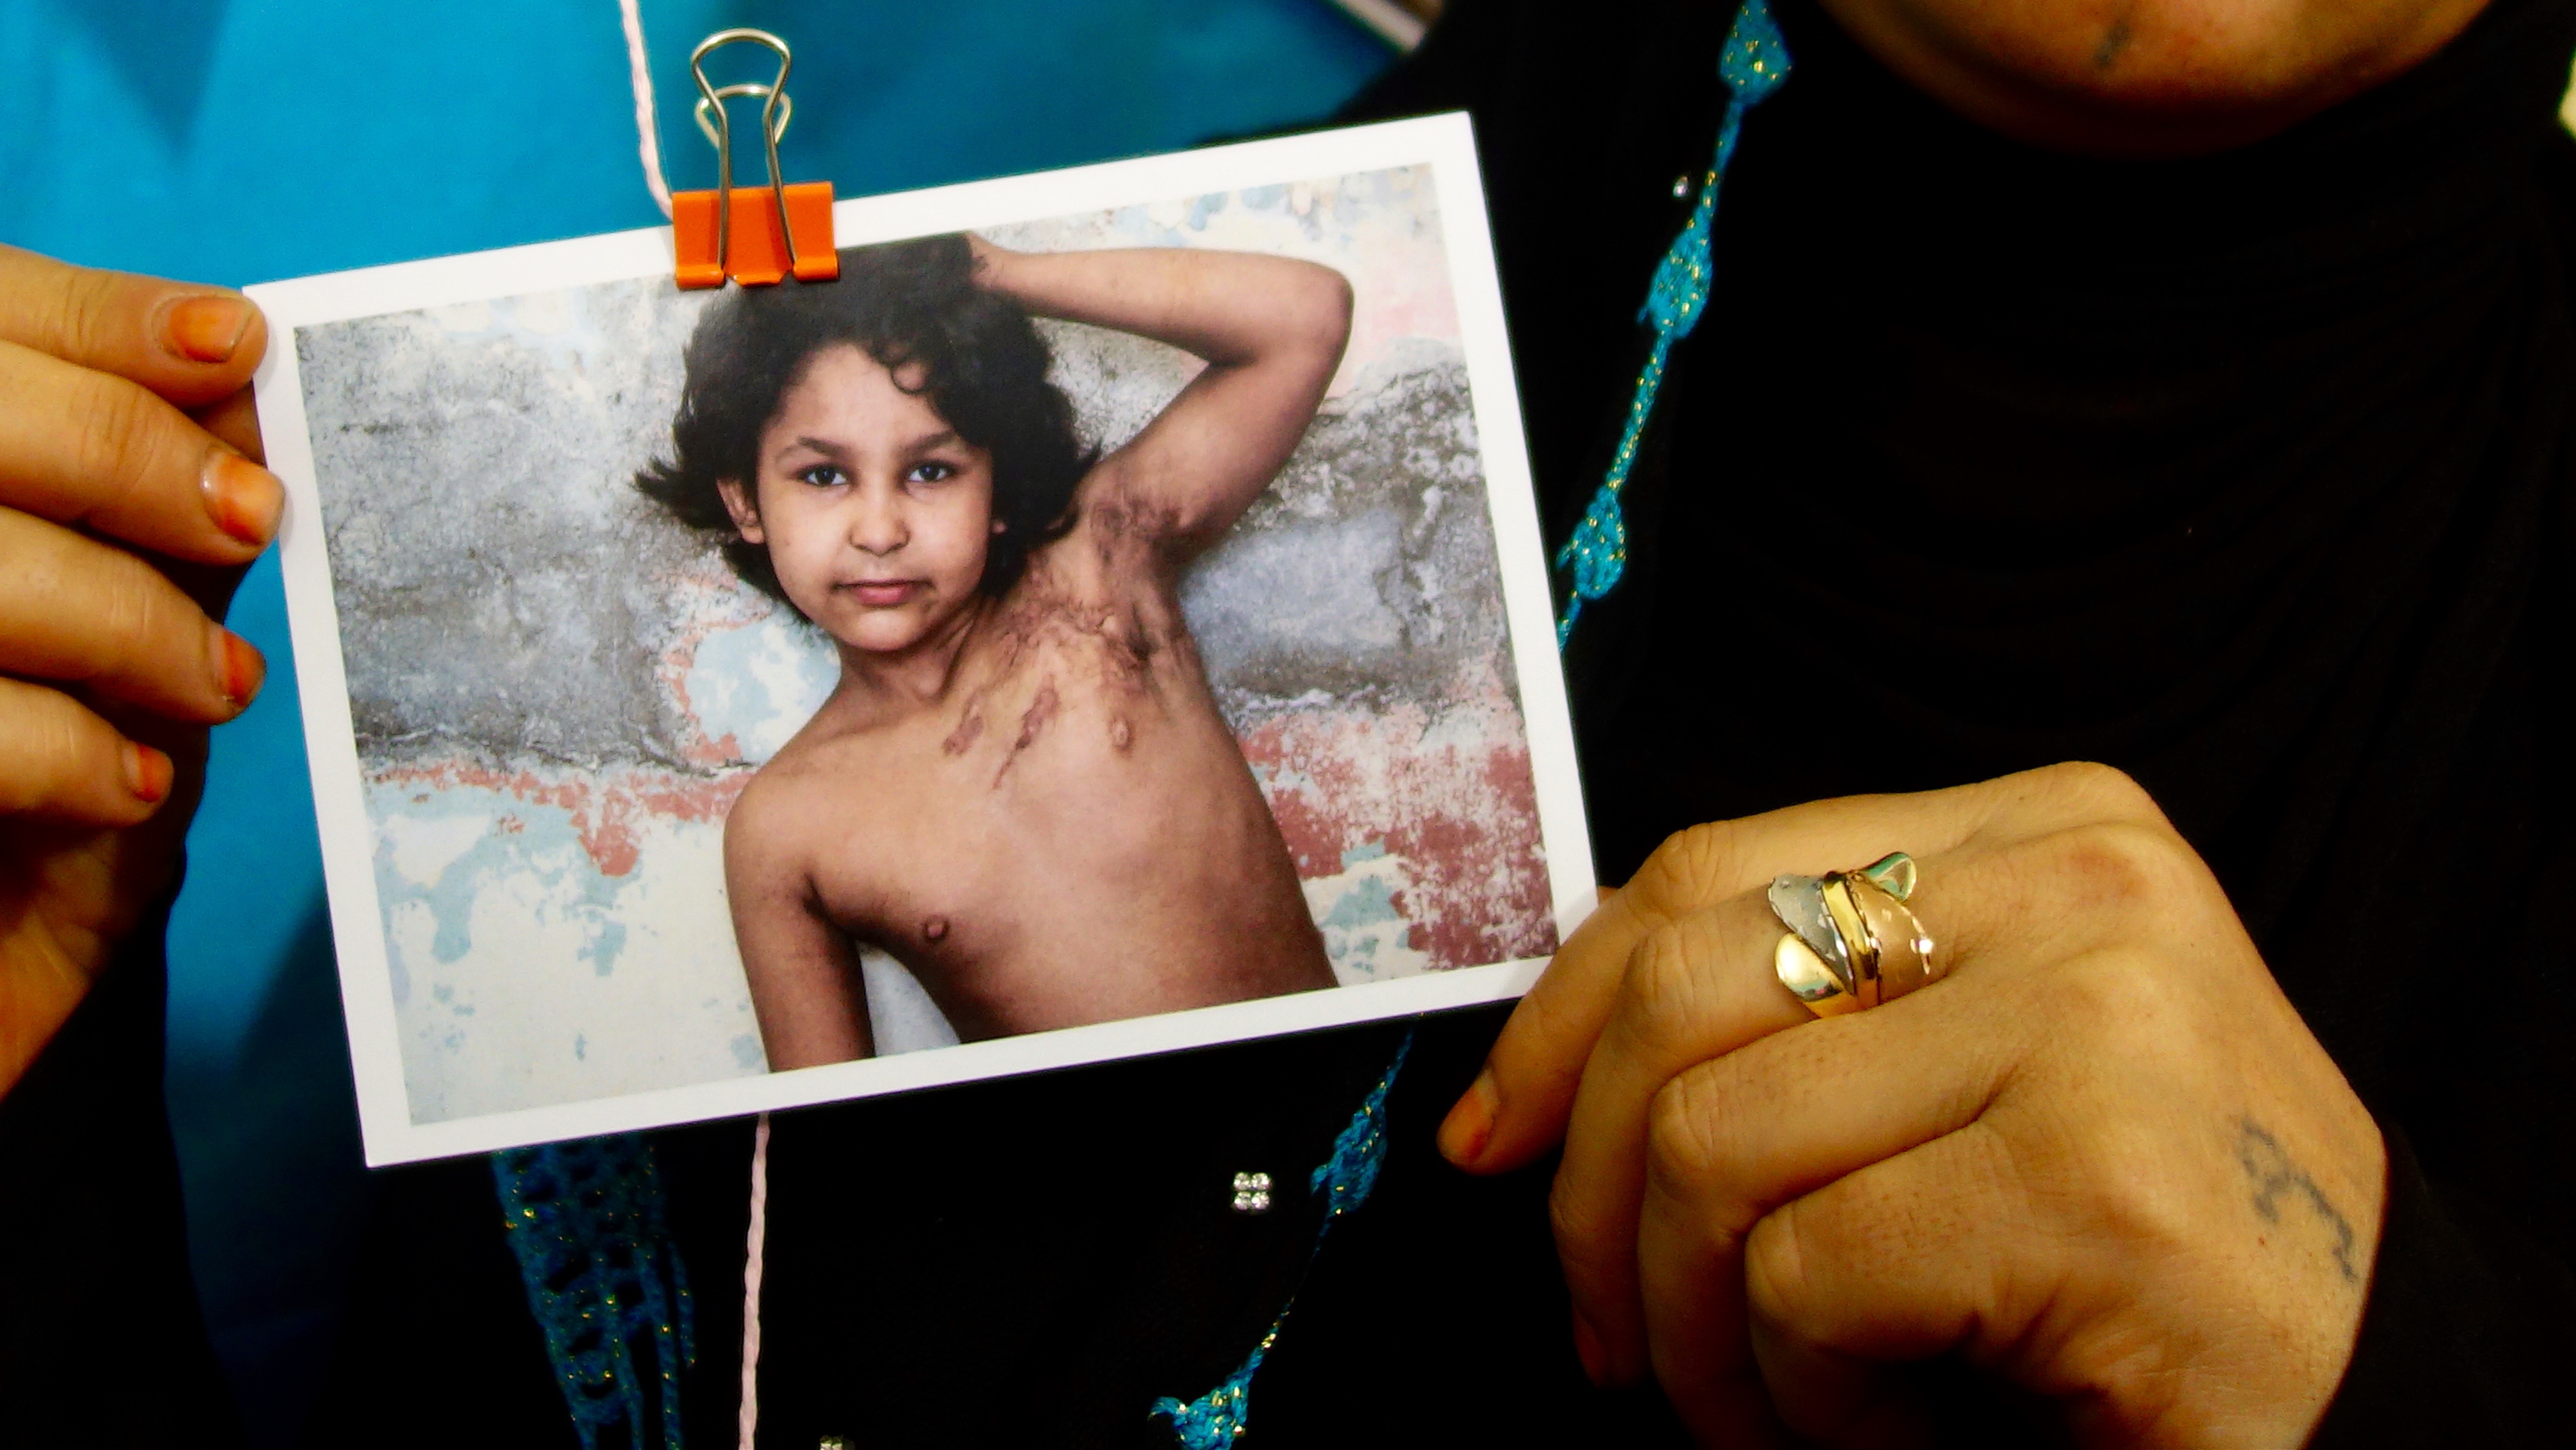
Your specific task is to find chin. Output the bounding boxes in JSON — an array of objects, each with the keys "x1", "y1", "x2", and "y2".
[{"x1": 831, "y1": 618, "x2": 929, "y2": 654}]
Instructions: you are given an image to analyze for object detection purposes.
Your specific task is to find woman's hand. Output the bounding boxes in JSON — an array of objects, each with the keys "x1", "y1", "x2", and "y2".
[
  {"x1": 1440, "y1": 763, "x2": 2385, "y2": 1447},
  {"x1": 0, "y1": 245, "x2": 278, "y2": 1096}
]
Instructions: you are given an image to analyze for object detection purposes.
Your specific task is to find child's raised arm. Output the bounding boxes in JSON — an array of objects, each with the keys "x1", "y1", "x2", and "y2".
[{"x1": 969, "y1": 235, "x2": 1352, "y2": 566}]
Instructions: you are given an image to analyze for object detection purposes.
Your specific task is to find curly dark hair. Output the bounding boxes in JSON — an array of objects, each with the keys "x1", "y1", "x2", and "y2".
[{"x1": 636, "y1": 234, "x2": 1093, "y2": 605}]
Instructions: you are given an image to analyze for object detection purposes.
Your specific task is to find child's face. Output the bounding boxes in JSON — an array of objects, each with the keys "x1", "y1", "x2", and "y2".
[{"x1": 723, "y1": 344, "x2": 1002, "y2": 654}]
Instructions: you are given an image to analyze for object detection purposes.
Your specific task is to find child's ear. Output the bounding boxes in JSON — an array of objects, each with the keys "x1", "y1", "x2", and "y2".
[{"x1": 717, "y1": 477, "x2": 765, "y2": 544}]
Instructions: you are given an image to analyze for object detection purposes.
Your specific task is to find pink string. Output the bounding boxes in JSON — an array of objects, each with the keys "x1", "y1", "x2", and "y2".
[
  {"x1": 738, "y1": 1112, "x2": 771, "y2": 1450},
  {"x1": 616, "y1": 0, "x2": 676, "y2": 218}
]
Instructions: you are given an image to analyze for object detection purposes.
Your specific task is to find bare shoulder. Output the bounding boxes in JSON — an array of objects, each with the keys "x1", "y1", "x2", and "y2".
[
  {"x1": 723, "y1": 730, "x2": 883, "y2": 882},
  {"x1": 722, "y1": 759, "x2": 811, "y2": 883}
]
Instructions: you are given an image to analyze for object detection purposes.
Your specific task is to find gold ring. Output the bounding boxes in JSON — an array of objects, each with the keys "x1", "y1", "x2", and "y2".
[{"x1": 1769, "y1": 852, "x2": 1940, "y2": 1018}]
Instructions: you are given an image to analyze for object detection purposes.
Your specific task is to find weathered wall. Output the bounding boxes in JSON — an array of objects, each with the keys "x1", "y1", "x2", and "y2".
[{"x1": 300, "y1": 165, "x2": 1553, "y2": 1124}]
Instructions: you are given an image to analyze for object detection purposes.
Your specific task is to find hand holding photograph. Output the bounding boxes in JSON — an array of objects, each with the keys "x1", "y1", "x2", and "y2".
[{"x1": 250, "y1": 116, "x2": 1592, "y2": 1162}]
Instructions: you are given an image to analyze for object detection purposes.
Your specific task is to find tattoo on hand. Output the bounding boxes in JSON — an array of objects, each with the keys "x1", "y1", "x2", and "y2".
[
  {"x1": 2236, "y1": 1117, "x2": 2360, "y2": 1285},
  {"x1": 2092, "y1": 16, "x2": 2133, "y2": 69}
]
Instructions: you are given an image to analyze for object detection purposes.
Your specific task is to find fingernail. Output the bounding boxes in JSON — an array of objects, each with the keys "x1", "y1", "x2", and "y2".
[
  {"x1": 124, "y1": 742, "x2": 172, "y2": 804},
  {"x1": 1437, "y1": 1067, "x2": 1500, "y2": 1166},
  {"x1": 163, "y1": 294, "x2": 255, "y2": 364},
  {"x1": 202, "y1": 451, "x2": 283, "y2": 547},
  {"x1": 1570, "y1": 1309, "x2": 1610, "y2": 1387},
  {"x1": 215, "y1": 628, "x2": 266, "y2": 709}
]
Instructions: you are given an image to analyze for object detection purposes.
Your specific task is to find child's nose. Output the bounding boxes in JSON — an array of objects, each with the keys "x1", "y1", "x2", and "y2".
[{"x1": 848, "y1": 489, "x2": 908, "y2": 554}]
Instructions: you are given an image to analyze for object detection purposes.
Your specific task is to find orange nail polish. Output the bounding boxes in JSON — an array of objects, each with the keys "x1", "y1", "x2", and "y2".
[
  {"x1": 164, "y1": 295, "x2": 254, "y2": 364},
  {"x1": 1438, "y1": 1068, "x2": 1499, "y2": 1165},
  {"x1": 125, "y1": 742, "x2": 172, "y2": 804},
  {"x1": 202, "y1": 452, "x2": 284, "y2": 547},
  {"x1": 219, "y1": 630, "x2": 266, "y2": 708}
]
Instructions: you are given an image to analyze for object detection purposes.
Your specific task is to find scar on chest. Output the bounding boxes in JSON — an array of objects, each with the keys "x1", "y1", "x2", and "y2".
[
  {"x1": 1110, "y1": 716, "x2": 1132, "y2": 751},
  {"x1": 942, "y1": 711, "x2": 984, "y2": 756},
  {"x1": 922, "y1": 915, "x2": 950, "y2": 943},
  {"x1": 991, "y1": 680, "x2": 1062, "y2": 785}
]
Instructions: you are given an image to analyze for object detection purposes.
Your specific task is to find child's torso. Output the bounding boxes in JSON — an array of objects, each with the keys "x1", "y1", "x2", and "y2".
[{"x1": 785, "y1": 571, "x2": 1332, "y2": 1039}]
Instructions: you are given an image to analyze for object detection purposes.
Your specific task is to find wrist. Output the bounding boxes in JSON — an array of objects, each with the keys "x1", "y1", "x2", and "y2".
[{"x1": 964, "y1": 234, "x2": 1013, "y2": 289}]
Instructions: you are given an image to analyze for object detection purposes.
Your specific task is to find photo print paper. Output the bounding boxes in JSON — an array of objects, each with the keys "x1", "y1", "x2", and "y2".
[{"x1": 250, "y1": 117, "x2": 1593, "y2": 1163}]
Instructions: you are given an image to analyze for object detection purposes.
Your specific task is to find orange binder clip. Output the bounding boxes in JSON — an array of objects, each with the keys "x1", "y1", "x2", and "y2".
[{"x1": 673, "y1": 30, "x2": 837, "y2": 290}]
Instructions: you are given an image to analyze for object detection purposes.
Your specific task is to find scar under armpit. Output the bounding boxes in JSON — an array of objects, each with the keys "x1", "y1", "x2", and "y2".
[
  {"x1": 2236, "y1": 1117, "x2": 2361, "y2": 1285},
  {"x1": 922, "y1": 915, "x2": 950, "y2": 942},
  {"x1": 991, "y1": 681, "x2": 1061, "y2": 786},
  {"x1": 1110, "y1": 716, "x2": 1132, "y2": 751},
  {"x1": 942, "y1": 711, "x2": 984, "y2": 755}
]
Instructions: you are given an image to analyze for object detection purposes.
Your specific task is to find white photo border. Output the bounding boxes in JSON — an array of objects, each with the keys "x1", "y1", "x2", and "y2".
[{"x1": 248, "y1": 114, "x2": 1595, "y2": 1166}]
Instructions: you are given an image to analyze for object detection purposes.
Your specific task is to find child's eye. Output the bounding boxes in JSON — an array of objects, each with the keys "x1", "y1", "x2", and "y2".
[
  {"x1": 796, "y1": 464, "x2": 847, "y2": 488},
  {"x1": 907, "y1": 461, "x2": 958, "y2": 485}
]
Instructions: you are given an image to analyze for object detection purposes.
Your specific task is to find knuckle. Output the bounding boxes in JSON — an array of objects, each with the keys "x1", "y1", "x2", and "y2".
[
  {"x1": 1645, "y1": 1069, "x2": 1735, "y2": 1198},
  {"x1": 89, "y1": 554, "x2": 190, "y2": 678},
  {"x1": 2067, "y1": 1115, "x2": 2199, "y2": 1254},
  {"x1": 2049, "y1": 946, "x2": 2208, "y2": 1066},
  {"x1": 1739, "y1": 1204, "x2": 1814, "y2": 1325},
  {"x1": 52, "y1": 266, "x2": 125, "y2": 362},
  {"x1": 1544, "y1": 1174, "x2": 1626, "y2": 1272},
  {"x1": 0, "y1": 689, "x2": 90, "y2": 814},
  {"x1": 2037, "y1": 760, "x2": 2161, "y2": 822},
  {"x1": 1620, "y1": 922, "x2": 1715, "y2": 1050},
  {"x1": 2047, "y1": 819, "x2": 2200, "y2": 919},
  {"x1": 1634, "y1": 819, "x2": 1744, "y2": 910},
  {"x1": 66, "y1": 370, "x2": 166, "y2": 521}
]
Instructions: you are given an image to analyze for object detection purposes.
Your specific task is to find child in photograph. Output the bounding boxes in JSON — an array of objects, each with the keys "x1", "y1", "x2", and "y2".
[{"x1": 640, "y1": 234, "x2": 1352, "y2": 1068}]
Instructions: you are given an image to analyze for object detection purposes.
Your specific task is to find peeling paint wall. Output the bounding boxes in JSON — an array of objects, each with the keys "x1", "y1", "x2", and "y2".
[{"x1": 299, "y1": 165, "x2": 1552, "y2": 1124}]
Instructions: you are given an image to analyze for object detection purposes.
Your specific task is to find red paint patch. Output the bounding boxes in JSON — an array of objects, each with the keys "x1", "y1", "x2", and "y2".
[
  {"x1": 1238, "y1": 700, "x2": 1556, "y2": 970},
  {"x1": 372, "y1": 760, "x2": 755, "y2": 878}
]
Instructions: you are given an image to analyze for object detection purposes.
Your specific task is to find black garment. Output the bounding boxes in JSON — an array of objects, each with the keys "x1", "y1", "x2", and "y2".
[
  {"x1": 0, "y1": 904, "x2": 242, "y2": 1447},
  {"x1": 1355, "y1": 0, "x2": 2576, "y2": 1441},
  {"x1": 11, "y1": 0, "x2": 2576, "y2": 1444}
]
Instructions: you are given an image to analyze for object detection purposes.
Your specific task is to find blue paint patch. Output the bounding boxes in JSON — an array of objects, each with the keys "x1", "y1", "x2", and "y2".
[
  {"x1": 687, "y1": 614, "x2": 836, "y2": 765},
  {"x1": 369, "y1": 781, "x2": 642, "y2": 990},
  {"x1": 1240, "y1": 184, "x2": 1287, "y2": 209},
  {"x1": 574, "y1": 1034, "x2": 587, "y2": 1061},
  {"x1": 1321, "y1": 874, "x2": 1403, "y2": 929},
  {"x1": 730, "y1": 1034, "x2": 765, "y2": 1071},
  {"x1": 1339, "y1": 841, "x2": 1388, "y2": 869},
  {"x1": 1109, "y1": 203, "x2": 1185, "y2": 246},
  {"x1": 581, "y1": 920, "x2": 628, "y2": 977},
  {"x1": 1185, "y1": 191, "x2": 1227, "y2": 230}
]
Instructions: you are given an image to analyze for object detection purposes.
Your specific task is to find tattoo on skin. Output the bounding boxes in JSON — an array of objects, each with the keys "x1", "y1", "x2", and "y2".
[
  {"x1": 2236, "y1": 1117, "x2": 2360, "y2": 1285},
  {"x1": 2093, "y1": 15, "x2": 2133, "y2": 68}
]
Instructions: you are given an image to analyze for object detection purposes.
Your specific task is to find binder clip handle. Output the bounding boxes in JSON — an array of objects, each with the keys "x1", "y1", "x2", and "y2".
[{"x1": 673, "y1": 28, "x2": 837, "y2": 290}]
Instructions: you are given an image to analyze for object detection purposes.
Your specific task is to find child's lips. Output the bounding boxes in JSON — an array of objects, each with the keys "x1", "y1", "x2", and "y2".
[{"x1": 840, "y1": 578, "x2": 924, "y2": 607}]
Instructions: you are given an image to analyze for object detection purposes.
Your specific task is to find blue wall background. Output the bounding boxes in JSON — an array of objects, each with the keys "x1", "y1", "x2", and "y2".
[{"x1": 0, "y1": 2, "x2": 1390, "y2": 1440}]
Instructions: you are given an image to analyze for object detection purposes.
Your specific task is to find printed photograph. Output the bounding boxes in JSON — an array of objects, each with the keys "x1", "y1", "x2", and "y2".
[{"x1": 256, "y1": 122, "x2": 1590, "y2": 1160}]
